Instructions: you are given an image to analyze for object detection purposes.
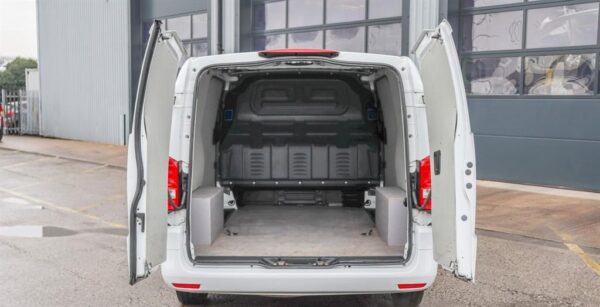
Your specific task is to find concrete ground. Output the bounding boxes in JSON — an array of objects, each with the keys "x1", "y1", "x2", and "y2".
[{"x1": 0, "y1": 135, "x2": 599, "y2": 306}]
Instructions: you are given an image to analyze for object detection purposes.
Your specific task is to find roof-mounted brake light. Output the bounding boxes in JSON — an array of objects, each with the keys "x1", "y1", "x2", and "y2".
[{"x1": 258, "y1": 48, "x2": 339, "y2": 58}]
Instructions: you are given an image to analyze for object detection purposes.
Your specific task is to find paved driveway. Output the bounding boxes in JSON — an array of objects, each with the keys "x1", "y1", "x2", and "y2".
[{"x1": 0, "y1": 137, "x2": 599, "y2": 306}]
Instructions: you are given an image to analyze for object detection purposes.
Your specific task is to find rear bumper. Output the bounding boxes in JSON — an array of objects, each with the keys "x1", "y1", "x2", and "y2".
[{"x1": 161, "y1": 224, "x2": 437, "y2": 295}]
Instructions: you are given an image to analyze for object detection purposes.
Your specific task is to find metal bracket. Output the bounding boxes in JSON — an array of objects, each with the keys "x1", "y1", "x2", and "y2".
[
  {"x1": 363, "y1": 189, "x2": 376, "y2": 209},
  {"x1": 223, "y1": 187, "x2": 238, "y2": 210}
]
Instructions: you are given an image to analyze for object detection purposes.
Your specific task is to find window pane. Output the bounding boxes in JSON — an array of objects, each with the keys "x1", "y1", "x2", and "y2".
[
  {"x1": 167, "y1": 16, "x2": 191, "y2": 40},
  {"x1": 524, "y1": 54, "x2": 595, "y2": 95},
  {"x1": 289, "y1": 0, "x2": 323, "y2": 27},
  {"x1": 253, "y1": 1, "x2": 286, "y2": 31},
  {"x1": 464, "y1": 57, "x2": 521, "y2": 95},
  {"x1": 289, "y1": 31, "x2": 323, "y2": 48},
  {"x1": 462, "y1": 0, "x2": 522, "y2": 7},
  {"x1": 325, "y1": 26, "x2": 365, "y2": 52},
  {"x1": 254, "y1": 34, "x2": 286, "y2": 50},
  {"x1": 327, "y1": 0, "x2": 365, "y2": 24},
  {"x1": 526, "y1": 3, "x2": 599, "y2": 49},
  {"x1": 192, "y1": 13, "x2": 208, "y2": 39},
  {"x1": 368, "y1": 23, "x2": 401, "y2": 55},
  {"x1": 192, "y1": 42, "x2": 208, "y2": 56},
  {"x1": 462, "y1": 11, "x2": 522, "y2": 51},
  {"x1": 369, "y1": 0, "x2": 402, "y2": 19}
]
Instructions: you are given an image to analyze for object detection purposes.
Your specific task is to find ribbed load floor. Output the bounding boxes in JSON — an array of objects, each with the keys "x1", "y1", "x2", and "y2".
[{"x1": 195, "y1": 206, "x2": 403, "y2": 257}]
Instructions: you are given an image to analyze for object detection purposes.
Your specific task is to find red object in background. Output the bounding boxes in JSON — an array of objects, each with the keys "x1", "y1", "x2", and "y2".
[
  {"x1": 418, "y1": 156, "x2": 432, "y2": 211},
  {"x1": 167, "y1": 157, "x2": 181, "y2": 212}
]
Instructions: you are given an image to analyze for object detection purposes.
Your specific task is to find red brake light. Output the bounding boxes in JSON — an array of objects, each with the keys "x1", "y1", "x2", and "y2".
[
  {"x1": 167, "y1": 157, "x2": 180, "y2": 212},
  {"x1": 418, "y1": 156, "x2": 432, "y2": 211},
  {"x1": 172, "y1": 283, "x2": 201, "y2": 289},
  {"x1": 398, "y1": 283, "x2": 427, "y2": 290},
  {"x1": 258, "y1": 48, "x2": 339, "y2": 58}
]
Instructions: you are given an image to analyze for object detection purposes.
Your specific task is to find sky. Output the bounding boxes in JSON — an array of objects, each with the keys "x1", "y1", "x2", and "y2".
[{"x1": 0, "y1": 0, "x2": 37, "y2": 59}]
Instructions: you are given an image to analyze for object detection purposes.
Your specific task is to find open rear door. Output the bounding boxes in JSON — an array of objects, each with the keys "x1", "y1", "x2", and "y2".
[
  {"x1": 128, "y1": 20, "x2": 187, "y2": 285},
  {"x1": 414, "y1": 21, "x2": 477, "y2": 281}
]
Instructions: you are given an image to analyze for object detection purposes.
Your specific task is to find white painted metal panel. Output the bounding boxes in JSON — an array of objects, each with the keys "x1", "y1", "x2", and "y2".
[
  {"x1": 414, "y1": 21, "x2": 477, "y2": 280},
  {"x1": 37, "y1": 0, "x2": 130, "y2": 144}
]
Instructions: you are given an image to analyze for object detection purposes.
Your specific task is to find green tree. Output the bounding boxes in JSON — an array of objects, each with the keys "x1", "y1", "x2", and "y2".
[{"x1": 0, "y1": 57, "x2": 38, "y2": 91}]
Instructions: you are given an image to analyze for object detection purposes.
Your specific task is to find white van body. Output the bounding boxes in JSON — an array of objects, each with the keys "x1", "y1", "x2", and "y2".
[{"x1": 127, "y1": 20, "x2": 476, "y2": 304}]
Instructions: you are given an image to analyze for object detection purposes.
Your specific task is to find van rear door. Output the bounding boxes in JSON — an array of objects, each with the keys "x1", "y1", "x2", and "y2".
[
  {"x1": 414, "y1": 20, "x2": 477, "y2": 281},
  {"x1": 128, "y1": 20, "x2": 187, "y2": 285}
]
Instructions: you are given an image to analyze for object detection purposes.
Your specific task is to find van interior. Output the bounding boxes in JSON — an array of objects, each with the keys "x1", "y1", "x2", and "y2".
[{"x1": 186, "y1": 61, "x2": 412, "y2": 264}]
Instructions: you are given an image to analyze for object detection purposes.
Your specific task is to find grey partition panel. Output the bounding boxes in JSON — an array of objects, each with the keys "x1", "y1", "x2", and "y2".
[
  {"x1": 190, "y1": 187, "x2": 224, "y2": 246},
  {"x1": 376, "y1": 187, "x2": 408, "y2": 247},
  {"x1": 220, "y1": 143, "x2": 379, "y2": 182}
]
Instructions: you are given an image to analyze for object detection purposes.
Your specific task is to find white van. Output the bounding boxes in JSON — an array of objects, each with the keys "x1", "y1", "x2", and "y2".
[{"x1": 127, "y1": 20, "x2": 477, "y2": 306}]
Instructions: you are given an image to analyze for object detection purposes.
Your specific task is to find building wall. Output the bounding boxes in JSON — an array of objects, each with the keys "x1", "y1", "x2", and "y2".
[
  {"x1": 470, "y1": 97, "x2": 600, "y2": 191},
  {"x1": 408, "y1": 0, "x2": 440, "y2": 56},
  {"x1": 37, "y1": 0, "x2": 130, "y2": 144},
  {"x1": 129, "y1": 0, "x2": 210, "y2": 119},
  {"x1": 38, "y1": 0, "x2": 597, "y2": 190},
  {"x1": 451, "y1": 0, "x2": 600, "y2": 191},
  {"x1": 238, "y1": 0, "x2": 408, "y2": 55}
]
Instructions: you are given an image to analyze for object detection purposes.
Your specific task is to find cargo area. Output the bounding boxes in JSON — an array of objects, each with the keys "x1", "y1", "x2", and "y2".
[
  {"x1": 195, "y1": 206, "x2": 402, "y2": 257},
  {"x1": 187, "y1": 64, "x2": 411, "y2": 262}
]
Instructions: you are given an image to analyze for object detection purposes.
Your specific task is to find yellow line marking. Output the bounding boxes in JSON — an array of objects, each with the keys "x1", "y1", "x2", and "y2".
[
  {"x1": 551, "y1": 227, "x2": 600, "y2": 277},
  {"x1": 563, "y1": 243, "x2": 600, "y2": 276},
  {"x1": 75, "y1": 203, "x2": 107, "y2": 212},
  {"x1": 76, "y1": 194, "x2": 126, "y2": 213},
  {"x1": 82, "y1": 164, "x2": 109, "y2": 173},
  {"x1": 0, "y1": 186, "x2": 126, "y2": 229},
  {"x1": 10, "y1": 181, "x2": 44, "y2": 191},
  {"x1": 0, "y1": 156, "x2": 56, "y2": 169}
]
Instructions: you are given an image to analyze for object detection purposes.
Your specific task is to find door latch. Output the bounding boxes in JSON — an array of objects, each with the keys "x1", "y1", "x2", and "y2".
[
  {"x1": 433, "y1": 150, "x2": 441, "y2": 175},
  {"x1": 136, "y1": 212, "x2": 146, "y2": 232}
]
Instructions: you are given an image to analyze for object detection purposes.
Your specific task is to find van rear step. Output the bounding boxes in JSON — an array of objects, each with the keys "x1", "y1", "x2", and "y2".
[{"x1": 260, "y1": 257, "x2": 339, "y2": 267}]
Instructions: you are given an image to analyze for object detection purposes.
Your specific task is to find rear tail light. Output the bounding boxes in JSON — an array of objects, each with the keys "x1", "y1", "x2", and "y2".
[
  {"x1": 418, "y1": 156, "x2": 432, "y2": 211},
  {"x1": 397, "y1": 283, "x2": 427, "y2": 290},
  {"x1": 172, "y1": 283, "x2": 201, "y2": 289},
  {"x1": 167, "y1": 157, "x2": 181, "y2": 212}
]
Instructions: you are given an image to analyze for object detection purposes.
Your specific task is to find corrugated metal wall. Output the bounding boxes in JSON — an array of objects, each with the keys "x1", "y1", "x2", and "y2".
[
  {"x1": 409, "y1": 0, "x2": 440, "y2": 56},
  {"x1": 37, "y1": 0, "x2": 130, "y2": 145}
]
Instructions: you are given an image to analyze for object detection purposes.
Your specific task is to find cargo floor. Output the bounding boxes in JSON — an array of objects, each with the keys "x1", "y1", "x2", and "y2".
[{"x1": 194, "y1": 206, "x2": 403, "y2": 257}]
